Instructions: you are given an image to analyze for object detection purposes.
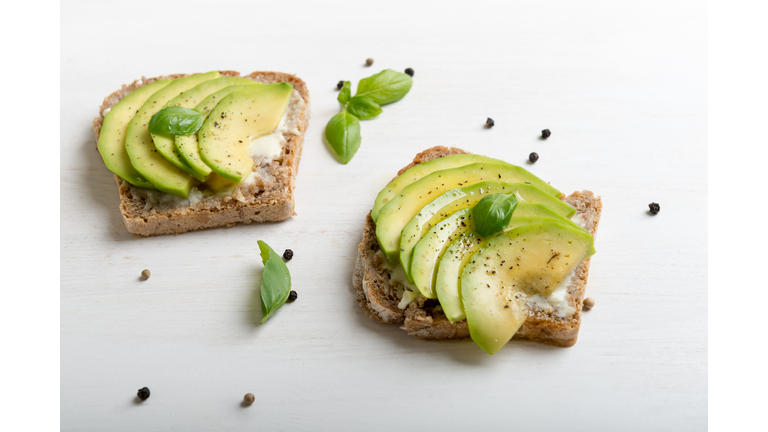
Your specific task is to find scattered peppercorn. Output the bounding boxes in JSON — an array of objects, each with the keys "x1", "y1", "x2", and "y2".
[
  {"x1": 365, "y1": 58, "x2": 374, "y2": 66},
  {"x1": 649, "y1": 202, "x2": 660, "y2": 215},
  {"x1": 283, "y1": 249, "x2": 294, "y2": 261},
  {"x1": 336, "y1": 81, "x2": 344, "y2": 90},
  {"x1": 137, "y1": 387, "x2": 150, "y2": 401},
  {"x1": 541, "y1": 129, "x2": 551, "y2": 139},
  {"x1": 529, "y1": 152, "x2": 539, "y2": 163},
  {"x1": 405, "y1": 68, "x2": 414, "y2": 77},
  {"x1": 140, "y1": 269, "x2": 151, "y2": 280},
  {"x1": 485, "y1": 118, "x2": 495, "y2": 128},
  {"x1": 583, "y1": 298, "x2": 595, "y2": 310},
  {"x1": 243, "y1": 393, "x2": 255, "y2": 406},
  {"x1": 287, "y1": 290, "x2": 298, "y2": 303}
]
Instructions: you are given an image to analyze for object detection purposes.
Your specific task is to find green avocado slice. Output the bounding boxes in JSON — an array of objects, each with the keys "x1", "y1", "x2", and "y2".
[
  {"x1": 409, "y1": 208, "x2": 474, "y2": 298},
  {"x1": 371, "y1": 154, "x2": 560, "y2": 222},
  {"x1": 175, "y1": 82, "x2": 262, "y2": 177},
  {"x1": 375, "y1": 162, "x2": 564, "y2": 264},
  {"x1": 151, "y1": 77, "x2": 258, "y2": 180},
  {"x1": 461, "y1": 221, "x2": 595, "y2": 354},
  {"x1": 399, "y1": 182, "x2": 575, "y2": 281},
  {"x1": 96, "y1": 79, "x2": 171, "y2": 188},
  {"x1": 435, "y1": 204, "x2": 591, "y2": 323},
  {"x1": 125, "y1": 71, "x2": 220, "y2": 197},
  {"x1": 198, "y1": 83, "x2": 292, "y2": 182}
]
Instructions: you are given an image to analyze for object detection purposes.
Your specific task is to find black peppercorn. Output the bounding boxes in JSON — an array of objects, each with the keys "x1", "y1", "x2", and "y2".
[
  {"x1": 287, "y1": 290, "x2": 298, "y2": 302},
  {"x1": 405, "y1": 68, "x2": 414, "y2": 77},
  {"x1": 283, "y1": 249, "x2": 293, "y2": 261},
  {"x1": 365, "y1": 58, "x2": 374, "y2": 66},
  {"x1": 648, "y1": 202, "x2": 660, "y2": 215},
  {"x1": 541, "y1": 129, "x2": 551, "y2": 139},
  {"x1": 529, "y1": 152, "x2": 539, "y2": 163},
  {"x1": 485, "y1": 118, "x2": 495, "y2": 128},
  {"x1": 137, "y1": 387, "x2": 150, "y2": 401},
  {"x1": 336, "y1": 81, "x2": 344, "y2": 90}
]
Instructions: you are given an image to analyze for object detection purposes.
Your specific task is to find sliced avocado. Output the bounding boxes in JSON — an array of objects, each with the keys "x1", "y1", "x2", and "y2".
[
  {"x1": 371, "y1": 154, "x2": 561, "y2": 222},
  {"x1": 125, "y1": 71, "x2": 220, "y2": 197},
  {"x1": 96, "y1": 79, "x2": 171, "y2": 188},
  {"x1": 409, "y1": 208, "x2": 474, "y2": 298},
  {"x1": 175, "y1": 83, "x2": 261, "y2": 177},
  {"x1": 435, "y1": 204, "x2": 590, "y2": 323},
  {"x1": 461, "y1": 221, "x2": 595, "y2": 354},
  {"x1": 399, "y1": 182, "x2": 575, "y2": 280},
  {"x1": 376, "y1": 162, "x2": 565, "y2": 263},
  {"x1": 151, "y1": 77, "x2": 258, "y2": 179},
  {"x1": 198, "y1": 83, "x2": 293, "y2": 182}
]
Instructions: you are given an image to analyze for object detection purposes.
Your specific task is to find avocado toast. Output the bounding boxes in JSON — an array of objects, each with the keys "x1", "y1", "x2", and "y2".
[
  {"x1": 93, "y1": 71, "x2": 310, "y2": 236},
  {"x1": 353, "y1": 146, "x2": 602, "y2": 352}
]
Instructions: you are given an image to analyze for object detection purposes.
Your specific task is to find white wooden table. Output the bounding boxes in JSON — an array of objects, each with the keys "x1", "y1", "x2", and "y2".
[{"x1": 61, "y1": 0, "x2": 706, "y2": 430}]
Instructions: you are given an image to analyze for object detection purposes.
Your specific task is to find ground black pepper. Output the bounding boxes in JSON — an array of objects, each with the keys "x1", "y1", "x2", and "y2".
[
  {"x1": 405, "y1": 68, "x2": 414, "y2": 77},
  {"x1": 137, "y1": 387, "x2": 150, "y2": 401},
  {"x1": 485, "y1": 118, "x2": 495, "y2": 128},
  {"x1": 287, "y1": 291, "x2": 298, "y2": 302},
  {"x1": 541, "y1": 129, "x2": 551, "y2": 139},
  {"x1": 529, "y1": 152, "x2": 539, "y2": 163},
  {"x1": 336, "y1": 81, "x2": 344, "y2": 90},
  {"x1": 648, "y1": 202, "x2": 660, "y2": 215},
  {"x1": 283, "y1": 249, "x2": 293, "y2": 261}
]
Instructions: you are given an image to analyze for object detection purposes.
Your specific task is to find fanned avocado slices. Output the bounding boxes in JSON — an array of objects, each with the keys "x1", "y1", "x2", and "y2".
[{"x1": 97, "y1": 79, "x2": 171, "y2": 188}]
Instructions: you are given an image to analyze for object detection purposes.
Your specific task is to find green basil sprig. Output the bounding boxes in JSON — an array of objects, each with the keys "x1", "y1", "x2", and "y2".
[
  {"x1": 473, "y1": 192, "x2": 519, "y2": 237},
  {"x1": 148, "y1": 106, "x2": 205, "y2": 136},
  {"x1": 257, "y1": 240, "x2": 292, "y2": 324},
  {"x1": 325, "y1": 69, "x2": 413, "y2": 164}
]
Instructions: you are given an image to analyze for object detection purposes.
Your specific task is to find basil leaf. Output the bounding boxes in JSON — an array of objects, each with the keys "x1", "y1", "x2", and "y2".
[
  {"x1": 325, "y1": 111, "x2": 361, "y2": 164},
  {"x1": 345, "y1": 96, "x2": 382, "y2": 120},
  {"x1": 257, "y1": 240, "x2": 292, "y2": 324},
  {"x1": 148, "y1": 106, "x2": 205, "y2": 136},
  {"x1": 337, "y1": 80, "x2": 351, "y2": 104},
  {"x1": 354, "y1": 69, "x2": 413, "y2": 106},
  {"x1": 473, "y1": 192, "x2": 519, "y2": 237}
]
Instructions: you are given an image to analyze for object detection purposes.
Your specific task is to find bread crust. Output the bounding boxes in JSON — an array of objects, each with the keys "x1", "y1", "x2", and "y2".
[
  {"x1": 353, "y1": 146, "x2": 602, "y2": 347},
  {"x1": 92, "y1": 71, "x2": 310, "y2": 236}
]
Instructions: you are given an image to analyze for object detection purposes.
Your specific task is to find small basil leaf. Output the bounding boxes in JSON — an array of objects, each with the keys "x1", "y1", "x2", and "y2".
[
  {"x1": 325, "y1": 111, "x2": 361, "y2": 164},
  {"x1": 345, "y1": 96, "x2": 382, "y2": 120},
  {"x1": 354, "y1": 69, "x2": 413, "y2": 106},
  {"x1": 337, "y1": 81, "x2": 351, "y2": 104},
  {"x1": 473, "y1": 192, "x2": 519, "y2": 238},
  {"x1": 257, "y1": 240, "x2": 292, "y2": 324},
  {"x1": 148, "y1": 106, "x2": 205, "y2": 136}
]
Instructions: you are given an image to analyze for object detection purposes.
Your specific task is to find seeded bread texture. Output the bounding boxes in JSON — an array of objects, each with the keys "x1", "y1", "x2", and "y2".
[
  {"x1": 353, "y1": 146, "x2": 602, "y2": 347},
  {"x1": 92, "y1": 71, "x2": 310, "y2": 236}
]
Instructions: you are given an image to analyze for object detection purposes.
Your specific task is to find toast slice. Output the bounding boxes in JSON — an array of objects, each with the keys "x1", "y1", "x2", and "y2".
[
  {"x1": 92, "y1": 71, "x2": 310, "y2": 236},
  {"x1": 353, "y1": 146, "x2": 602, "y2": 347}
]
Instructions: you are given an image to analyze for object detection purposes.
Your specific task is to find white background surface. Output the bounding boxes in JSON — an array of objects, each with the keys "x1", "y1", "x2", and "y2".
[{"x1": 60, "y1": 0, "x2": 706, "y2": 430}]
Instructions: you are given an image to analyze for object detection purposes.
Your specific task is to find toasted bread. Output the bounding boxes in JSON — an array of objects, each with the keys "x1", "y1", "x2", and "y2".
[
  {"x1": 353, "y1": 146, "x2": 602, "y2": 347},
  {"x1": 92, "y1": 71, "x2": 310, "y2": 236}
]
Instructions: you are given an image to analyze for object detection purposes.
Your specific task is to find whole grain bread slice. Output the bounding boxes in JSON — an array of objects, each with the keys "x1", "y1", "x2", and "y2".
[
  {"x1": 353, "y1": 146, "x2": 602, "y2": 347},
  {"x1": 92, "y1": 71, "x2": 310, "y2": 236}
]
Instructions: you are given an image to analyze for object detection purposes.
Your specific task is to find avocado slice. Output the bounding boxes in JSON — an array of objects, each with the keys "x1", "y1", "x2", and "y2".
[
  {"x1": 125, "y1": 71, "x2": 220, "y2": 197},
  {"x1": 198, "y1": 83, "x2": 293, "y2": 182},
  {"x1": 435, "y1": 204, "x2": 591, "y2": 323},
  {"x1": 175, "y1": 83, "x2": 261, "y2": 177},
  {"x1": 96, "y1": 79, "x2": 171, "y2": 188},
  {"x1": 399, "y1": 182, "x2": 575, "y2": 280},
  {"x1": 461, "y1": 221, "x2": 595, "y2": 354},
  {"x1": 371, "y1": 154, "x2": 561, "y2": 222},
  {"x1": 376, "y1": 162, "x2": 565, "y2": 263},
  {"x1": 409, "y1": 208, "x2": 474, "y2": 298},
  {"x1": 151, "y1": 77, "x2": 258, "y2": 179}
]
